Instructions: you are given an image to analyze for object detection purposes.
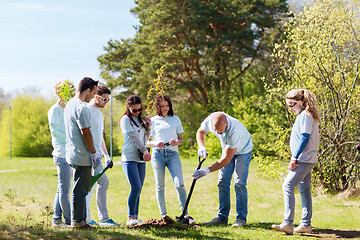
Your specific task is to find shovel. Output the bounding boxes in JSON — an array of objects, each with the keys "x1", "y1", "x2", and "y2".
[
  {"x1": 89, "y1": 161, "x2": 113, "y2": 191},
  {"x1": 176, "y1": 155, "x2": 207, "y2": 224}
]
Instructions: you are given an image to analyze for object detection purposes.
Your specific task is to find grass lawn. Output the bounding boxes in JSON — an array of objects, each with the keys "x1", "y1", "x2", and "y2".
[{"x1": 0, "y1": 156, "x2": 359, "y2": 239}]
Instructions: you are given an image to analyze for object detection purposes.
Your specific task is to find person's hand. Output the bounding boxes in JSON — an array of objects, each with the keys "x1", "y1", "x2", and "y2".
[
  {"x1": 192, "y1": 167, "x2": 210, "y2": 180},
  {"x1": 144, "y1": 153, "x2": 151, "y2": 162},
  {"x1": 169, "y1": 139, "x2": 180, "y2": 146},
  {"x1": 104, "y1": 154, "x2": 112, "y2": 168},
  {"x1": 156, "y1": 141, "x2": 166, "y2": 149},
  {"x1": 288, "y1": 159, "x2": 298, "y2": 170},
  {"x1": 197, "y1": 146, "x2": 208, "y2": 158},
  {"x1": 91, "y1": 152, "x2": 101, "y2": 169}
]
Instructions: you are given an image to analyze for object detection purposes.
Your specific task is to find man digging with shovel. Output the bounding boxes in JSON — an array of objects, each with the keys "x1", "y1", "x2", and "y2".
[{"x1": 192, "y1": 112, "x2": 253, "y2": 227}]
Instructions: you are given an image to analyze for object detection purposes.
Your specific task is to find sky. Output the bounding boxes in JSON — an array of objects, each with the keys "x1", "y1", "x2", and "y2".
[{"x1": 0, "y1": 0, "x2": 138, "y2": 99}]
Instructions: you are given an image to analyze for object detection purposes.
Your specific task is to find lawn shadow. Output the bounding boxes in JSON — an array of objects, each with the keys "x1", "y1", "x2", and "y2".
[{"x1": 310, "y1": 228, "x2": 360, "y2": 239}]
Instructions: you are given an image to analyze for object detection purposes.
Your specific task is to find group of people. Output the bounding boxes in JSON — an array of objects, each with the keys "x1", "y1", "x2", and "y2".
[{"x1": 49, "y1": 77, "x2": 320, "y2": 235}]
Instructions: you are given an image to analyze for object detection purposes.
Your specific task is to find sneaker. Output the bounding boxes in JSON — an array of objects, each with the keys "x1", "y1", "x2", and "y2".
[
  {"x1": 52, "y1": 221, "x2": 70, "y2": 228},
  {"x1": 88, "y1": 220, "x2": 98, "y2": 226},
  {"x1": 271, "y1": 222, "x2": 294, "y2": 234},
  {"x1": 204, "y1": 217, "x2": 227, "y2": 225},
  {"x1": 72, "y1": 224, "x2": 96, "y2": 231},
  {"x1": 127, "y1": 219, "x2": 143, "y2": 226},
  {"x1": 231, "y1": 219, "x2": 246, "y2": 227},
  {"x1": 294, "y1": 224, "x2": 313, "y2": 233},
  {"x1": 99, "y1": 219, "x2": 120, "y2": 227}
]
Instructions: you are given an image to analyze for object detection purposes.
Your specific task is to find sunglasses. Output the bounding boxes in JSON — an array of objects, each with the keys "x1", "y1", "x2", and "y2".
[
  {"x1": 98, "y1": 95, "x2": 110, "y2": 102},
  {"x1": 288, "y1": 102, "x2": 297, "y2": 108},
  {"x1": 131, "y1": 107, "x2": 143, "y2": 113}
]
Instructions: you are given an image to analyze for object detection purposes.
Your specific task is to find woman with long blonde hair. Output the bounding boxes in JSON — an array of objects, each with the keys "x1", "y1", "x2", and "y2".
[{"x1": 272, "y1": 89, "x2": 320, "y2": 234}]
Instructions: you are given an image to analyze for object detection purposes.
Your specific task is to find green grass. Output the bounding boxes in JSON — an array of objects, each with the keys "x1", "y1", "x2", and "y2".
[{"x1": 0, "y1": 156, "x2": 359, "y2": 239}]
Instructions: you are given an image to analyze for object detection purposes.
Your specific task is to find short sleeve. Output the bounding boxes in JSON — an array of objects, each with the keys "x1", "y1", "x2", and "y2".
[
  {"x1": 176, "y1": 116, "x2": 184, "y2": 134},
  {"x1": 77, "y1": 105, "x2": 91, "y2": 130}
]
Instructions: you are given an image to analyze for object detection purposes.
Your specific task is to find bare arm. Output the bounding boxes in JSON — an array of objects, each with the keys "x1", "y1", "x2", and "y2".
[
  {"x1": 81, "y1": 127, "x2": 96, "y2": 153},
  {"x1": 208, "y1": 147, "x2": 237, "y2": 172},
  {"x1": 196, "y1": 128, "x2": 208, "y2": 148},
  {"x1": 101, "y1": 136, "x2": 109, "y2": 156}
]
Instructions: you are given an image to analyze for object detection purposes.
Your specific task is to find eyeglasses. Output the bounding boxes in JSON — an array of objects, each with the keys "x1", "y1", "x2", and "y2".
[
  {"x1": 288, "y1": 102, "x2": 297, "y2": 108},
  {"x1": 131, "y1": 107, "x2": 143, "y2": 113},
  {"x1": 98, "y1": 95, "x2": 110, "y2": 102}
]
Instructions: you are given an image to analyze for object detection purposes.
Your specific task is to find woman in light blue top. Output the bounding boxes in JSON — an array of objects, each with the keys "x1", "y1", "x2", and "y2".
[
  {"x1": 47, "y1": 81, "x2": 74, "y2": 227},
  {"x1": 147, "y1": 95, "x2": 192, "y2": 221},
  {"x1": 120, "y1": 95, "x2": 151, "y2": 226},
  {"x1": 272, "y1": 89, "x2": 320, "y2": 234}
]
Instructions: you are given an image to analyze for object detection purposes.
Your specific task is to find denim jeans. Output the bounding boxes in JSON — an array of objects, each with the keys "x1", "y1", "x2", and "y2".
[
  {"x1": 71, "y1": 165, "x2": 91, "y2": 227},
  {"x1": 217, "y1": 151, "x2": 252, "y2": 223},
  {"x1": 121, "y1": 161, "x2": 146, "y2": 219},
  {"x1": 282, "y1": 162, "x2": 315, "y2": 226},
  {"x1": 151, "y1": 149, "x2": 187, "y2": 215},
  {"x1": 86, "y1": 161, "x2": 110, "y2": 223},
  {"x1": 53, "y1": 156, "x2": 72, "y2": 225}
]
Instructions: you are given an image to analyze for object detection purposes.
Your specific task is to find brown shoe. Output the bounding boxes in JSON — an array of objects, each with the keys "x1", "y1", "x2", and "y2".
[{"x1": 72, "y1": 224, "x2": 96, "y2": 231}]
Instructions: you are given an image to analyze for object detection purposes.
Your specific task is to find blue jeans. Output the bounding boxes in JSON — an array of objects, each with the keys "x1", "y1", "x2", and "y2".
[
  {"x1": 53, "y1": 156, "x2": 72, "y2": 225},
  {"x1": 71, "y1": 165, "x2": 91, "y2": 227},
  {"x1": 282, "y1": 162, "x2": 315, "y2": 226},
  {"x1": 86, "y1": 161, "x2": 110, "y2": 223},
  {"x1": 121, "y1": 161, "x2": 146, "y2": 219},
  {"x1": 151, "y1": 149, "x2": 187, "y2": 215},
  {"x1": 217, "y1": 151, "x2": 252, "y2": 223}
]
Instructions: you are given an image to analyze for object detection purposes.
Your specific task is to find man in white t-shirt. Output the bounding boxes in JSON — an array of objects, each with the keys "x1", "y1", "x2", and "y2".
[
  {"x1": 85, "y1": 85, "x2": 119, "y2": 227},
  {"x1": 64, "y1": 77, "x2": 101, "y2": 230},
  {"x1": 193, "y1": 112, "x2": 253, "y2": 227}
]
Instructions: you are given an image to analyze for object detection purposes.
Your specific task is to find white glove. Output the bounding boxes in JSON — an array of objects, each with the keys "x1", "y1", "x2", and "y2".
[
  {"x1": 192, "y1": 167, "x2": 210, "y2": 180},
  {"x1": 197, "y1": 146, "x2": 208, "y2": 158},
  {"x1": 105, "y1": 154, "x2": 111, "y2": 166},
  {"x1": 91, "y1": 152, "x2": 101, "y2": 169}
]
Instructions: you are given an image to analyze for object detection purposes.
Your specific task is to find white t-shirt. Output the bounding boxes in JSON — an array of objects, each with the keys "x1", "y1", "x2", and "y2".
[
  {"x1": 64, "y1": 97, "x2": 92, "y2": 166},
  {"x1": 48, "y1": 103, "x2": 66, "y2": 158},
  {"x1": 87, "y1": 104, "x2": 104, "y2": 154},
  {"x1": 290, "y1": 110, "x2": 319, "y2": 163},
  {"x1": 201, "y1": 112, "x2": 253, "y2": 155},
  {"x1": 150, "y1": 115, "x2": 184, "y2": 153}
]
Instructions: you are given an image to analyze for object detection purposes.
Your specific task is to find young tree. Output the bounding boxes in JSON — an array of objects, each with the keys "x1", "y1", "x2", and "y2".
[
  {"x1": 0, "y1": 95, "x2": 52, "y2": 157},
  {"x1": 268, "y1": 0, "x2": 360, "y2": 191},
  {"x1": 98, "y1": 0, "x2": 287, "y2": 111}
]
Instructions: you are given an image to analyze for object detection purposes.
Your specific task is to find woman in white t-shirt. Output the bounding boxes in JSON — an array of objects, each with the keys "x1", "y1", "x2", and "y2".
[
  {"x1": 272, "y1": 89, "x2": 320, "y2": 234},
  {"x1": 147, "y1": 95, "x2": 193, "y2": 222}
]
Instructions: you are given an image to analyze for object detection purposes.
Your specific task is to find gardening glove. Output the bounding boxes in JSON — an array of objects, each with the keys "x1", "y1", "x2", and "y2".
[
  {"x1": 355, "y1": 143, "x2": 360, "y2": 152},
  {"x1": 91, "y1": 152, "x2": 101, "y2": 169},
  {"x1": 197, "y1": 146, "x2": 208, "y2": 158},
  {"x1": 192, "y1": 167, "x2": 210, "y2": 180},
  {"x1": 104, "y1": 154, "x2": 112, "y2": 168}
]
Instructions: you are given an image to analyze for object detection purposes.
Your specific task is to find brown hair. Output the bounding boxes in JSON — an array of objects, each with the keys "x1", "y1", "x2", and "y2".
[
  {"x1": 286, "y1": 89, "x2": 320, "y2": 122},
  {"x1": 156, "y1": 95, "x2": 174, "y2": 117},
  {"x1": 123, "y1": 95, "x2": 149, "y2": 131}
]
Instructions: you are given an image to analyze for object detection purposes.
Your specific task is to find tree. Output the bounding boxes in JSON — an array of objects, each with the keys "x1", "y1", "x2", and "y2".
[
  {"x1": 98, "y1": 0, "x2": 287, "y2": 111},
  {"x1": 267, "y1": 0, "x2": 360, "y2": 191},
  {"x1": 0, "y1": 95, "x2": 52, "y2": 157}
]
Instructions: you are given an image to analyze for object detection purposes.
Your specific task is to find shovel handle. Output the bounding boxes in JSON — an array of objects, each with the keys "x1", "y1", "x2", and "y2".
[{"x1": 178, "y1": 156, "x2": 206, "y2": 221}]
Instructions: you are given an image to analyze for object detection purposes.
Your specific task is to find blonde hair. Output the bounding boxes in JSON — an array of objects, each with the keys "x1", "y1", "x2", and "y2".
[{"x1": 286, "y1": 89, "x2": 320, "y2": 122}]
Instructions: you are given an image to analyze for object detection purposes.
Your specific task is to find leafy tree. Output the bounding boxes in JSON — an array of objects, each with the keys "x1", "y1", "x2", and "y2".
[
  {"x1": 267, "y1": 0, "x2": 360, "y2": 191},
  {"x1": 0, "y1": 95, "x2": 52, "y2": 157},
  {"x1": 98, "y1": 0, "x2": 287, "y2": 112}
]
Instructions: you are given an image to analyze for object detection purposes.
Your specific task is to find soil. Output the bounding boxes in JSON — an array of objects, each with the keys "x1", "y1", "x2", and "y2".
[{"x1": 128, "y1": 215, "x2": 200, "y2": 230}]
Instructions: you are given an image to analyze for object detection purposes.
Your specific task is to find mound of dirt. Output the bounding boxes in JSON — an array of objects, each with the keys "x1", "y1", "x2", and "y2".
[{"x1": 129, "y1": 215, "x2": 200, "y2": 230}]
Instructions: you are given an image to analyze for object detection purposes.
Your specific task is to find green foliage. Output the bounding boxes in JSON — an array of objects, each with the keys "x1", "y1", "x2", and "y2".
[
  {"x1": 268, "y1": 0, "x2": 360, "y2": 191},
  {"x1": 0, "y1": 95, "x2": 52, "y2": 157},
  {"x1": 98, "y1": 0, "x2": 288, "y2": 112},
  {"x1": 58, "y1": 80, "x2": 75, "y2": 103}
]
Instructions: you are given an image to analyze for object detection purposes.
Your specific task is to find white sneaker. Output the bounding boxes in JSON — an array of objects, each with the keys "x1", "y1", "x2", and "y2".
[
  {"x1": 52, "y1": 221, "x2": 70, "y2": 228},
  {"x1": 271, "y1": 222, "x2": 293, "y2": 234},
  {"x1": 231, "y1": 219, "x2": 246, "y2": 227},
  {"x1": 294, "y1": 224, "x2": 312, "y2": 233},
  {"x1": 127, "y1": 219, "x2": 143, "y2": 226}
]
